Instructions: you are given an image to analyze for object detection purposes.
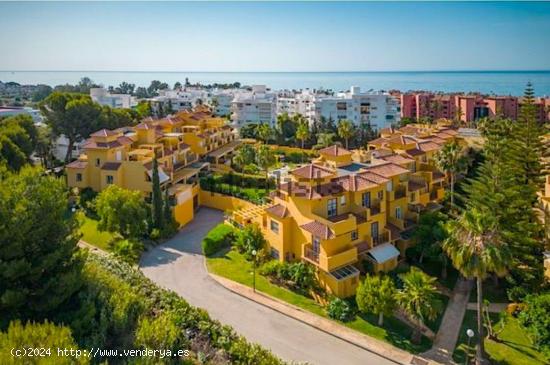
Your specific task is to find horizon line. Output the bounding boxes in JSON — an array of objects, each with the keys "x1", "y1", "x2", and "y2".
[{"x1": 1, "y1": 69, "x2": 550, "y2": 74}]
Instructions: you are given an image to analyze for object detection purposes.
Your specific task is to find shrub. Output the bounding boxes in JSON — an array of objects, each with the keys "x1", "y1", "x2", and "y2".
[
  {"x1": 234, "y1": 224, "x2": 266, "y2": 259},
  {"x1": 112, "y1": 239, "x2": 145, "y2": 264},
  {"x1": 326, "y1": 298, "x2": 354, "y2": 322},
  {"x1": 79, "y1": 187, "x2": 98, "y2": 216},
  {"x1": 259, "y1": 260, "x2": 287, "y2": 277},
  {"x1": 149, "y1": 228, "x2": 161, "y2": 241},
  {"x1": 202, "y1": 224, "x2": 235, "y2": 256},
  {"x1": 518, "y1": 292, "x2": 550, "y2": 358}
]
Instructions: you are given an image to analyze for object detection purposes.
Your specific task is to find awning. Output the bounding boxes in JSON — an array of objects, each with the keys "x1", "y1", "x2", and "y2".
[
  {"x1": 146, "y1": 167, "x2": 170, "y2": 184},
  {"x1": 367, "y1": 243, "x2": 400, "y2": 264}
]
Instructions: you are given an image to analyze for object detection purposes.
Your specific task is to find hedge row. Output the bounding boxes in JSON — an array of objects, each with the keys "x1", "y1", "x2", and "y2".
[
  {"x1": 202, "y1": 224, "x2": 235, "y2": 256},
  {"x1": 86, "y1": 253, "x2": 285, "y2": 365}
]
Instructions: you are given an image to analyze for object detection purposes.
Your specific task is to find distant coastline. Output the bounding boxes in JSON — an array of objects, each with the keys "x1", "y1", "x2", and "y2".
[{"x1": 2, "y1": 70, "x2": 550, "y2": 96}]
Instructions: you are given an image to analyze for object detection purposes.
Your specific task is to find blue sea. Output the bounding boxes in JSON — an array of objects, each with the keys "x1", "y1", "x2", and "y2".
[{"x1": 1, "y1": 71, "x2": 550, "y2": 96}]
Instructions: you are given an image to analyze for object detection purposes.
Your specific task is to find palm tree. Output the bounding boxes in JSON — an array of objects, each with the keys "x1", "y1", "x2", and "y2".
[
  {"x1": 337, "y1": 119, "x2": 354, "y2": 149},
  {"x1": 396, "y1": 267, "x2": 443, "y2": 343},
  {"x1": 317, "y1": 132, "x2": 335, "y2": 148},
  {"x1": 356, "y1": 274, "x2": 396, "y2": 326},
  {"x1": 434, "y1": 140, "x2": 467, "y2": 211},
  {"x1": 443, "y1": 208, "x2": 511, "y2": 364},
  {"x1": 257, "y1": 123, "x2": 272, "y2": 144},
  {"x1": 296, "y1": 121, "x2": 310, "y2": 150},
  {"x1": 256, "y1": 144, "x2": 276, "y2": 191}
]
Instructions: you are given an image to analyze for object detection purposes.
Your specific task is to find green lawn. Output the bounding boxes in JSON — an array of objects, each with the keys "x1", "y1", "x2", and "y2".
[
  {"x1": 453, "y1": 310, "x2": 547, "y2": 365},
  {"x1": 77, "y1": 212, "x2": 118, "y2": 251},
  {"x1": 207, "y1": 248, "x2": 432, "y2": 353}
]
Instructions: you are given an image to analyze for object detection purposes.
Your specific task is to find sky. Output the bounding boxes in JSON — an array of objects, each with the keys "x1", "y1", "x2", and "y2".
[{"x1": 0, "y1": 1, "x2": 549, "y2": 72}]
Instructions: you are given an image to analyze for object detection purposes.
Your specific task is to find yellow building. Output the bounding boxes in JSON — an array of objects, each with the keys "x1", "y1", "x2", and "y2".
[
  {"x1": 240, "y1": 144, "x2": 448, "y2": 298},
  {"x1": 66, "y1": 108, "x2": 238, "y2": 226}
]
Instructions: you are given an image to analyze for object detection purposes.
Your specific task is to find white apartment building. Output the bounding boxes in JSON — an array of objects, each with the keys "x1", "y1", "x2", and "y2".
[
  {"x1": 90, "y1": 88, "x2": 135, "y2": 109},
  {"x1": 206, "y1": 90, "x2": 234, "y2": 117},
  {"x1": 231, "y1": 85, "x2": 277, "y2": 126}
]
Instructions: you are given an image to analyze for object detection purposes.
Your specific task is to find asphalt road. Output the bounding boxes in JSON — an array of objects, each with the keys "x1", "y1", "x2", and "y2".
[{"x1": 140, "y1": 208, "x2": 397, "y2": 365}]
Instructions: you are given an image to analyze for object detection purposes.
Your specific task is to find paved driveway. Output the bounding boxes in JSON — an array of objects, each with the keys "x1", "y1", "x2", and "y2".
[{"x1": 140, "y1": 208, "x2": 396, "y2": 365}]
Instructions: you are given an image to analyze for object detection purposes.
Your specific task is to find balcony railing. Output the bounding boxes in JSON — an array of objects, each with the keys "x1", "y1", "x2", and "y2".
[
  {"x1": 395, "y1": 185, "x2": 407, "y2": 199},
  {"x1": 372, "y1": 231, "x2": 390, "y2": 245},
  {"x1": 370, "y1": 200, "x2": 382, "y2": 215},
  {"x1": 304, "y1": 245, "x2": 320, "y2": 263}
]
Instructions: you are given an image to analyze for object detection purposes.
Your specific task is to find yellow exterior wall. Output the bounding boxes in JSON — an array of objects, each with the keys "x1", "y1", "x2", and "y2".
[{"x1": 174, "y1": 198, "x2": 194, "y2": 226}]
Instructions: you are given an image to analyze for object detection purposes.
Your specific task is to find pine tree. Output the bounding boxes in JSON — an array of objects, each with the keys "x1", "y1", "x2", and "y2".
[{"x1": 151, "y1": 157, "x2": 164, "y2": 230}]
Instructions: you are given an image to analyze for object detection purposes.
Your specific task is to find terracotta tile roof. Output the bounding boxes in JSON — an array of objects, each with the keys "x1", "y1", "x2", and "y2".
[
  {"x1": 399, "y1": 125, "x2": 421, "y2": 135},
  {"x1": 335, "y1": 172, "x2": 388, "y2": 192},
  {"x1": 434, "y1": 132, "x2": 454, "y2": 140},
  {"x1": 90, "y1": 129, "x2": 117, "y2": 137},
  {"x1": 385, "y1": 223, "x2": 401, "y2": 241},
  {"x1": 66, "y1": 160, "x2": 87, "y2": 169},
  {"x1": 291, "y1": 164, "x2": 334, "y2": 179},
  {"x1": 265, "y1": 204, "x2": 289, "y2": 218},
  {"x1": 437, "y1": 128, "x2": 458, "y2": 136},
  {"x1": 386, "y1": 135, "x2": 417, "y2": 146},
  {"x1": 368, "y1": 137, "x2": 389, "y2": 146},
  {"x1": 300, "y1": 220, "x2": 335, "y2": 239},
  {"x1": 319, "y1": 145, "x2": 352, "y2": 156},
  {"x1": 380, "y1": 154, "x2": 415, "y2": 165},
  {"x1": 371, "y1": 148, "x2": 394, "y2": 158},
  {"x1": 83, "y1": 136, "x2": 133, "y2": 149},
  {"x1": 101, "y1": 162, "x2": 122, "y2": 171},
  {"x1": 417, "y1": 141, "x2": 441, "y2": 152},
  {"x1": 159, "y1": 118, "x2": 177, "y2": 126},
  {"x1": 279, "y1": 182, "x2": 343, "y2": 199},
  {"x1": 366, "y1": 162, "x2": 410, "y2": 178},
  {"x1": 358, "y1": 171, "x2": 391, "y2": 184},
  {"x1": 404, "y1": 148, "x2": 425, "y2": 157},
  {"x1": 135, "y1": 122, "x2": 153, "y2": 130}
]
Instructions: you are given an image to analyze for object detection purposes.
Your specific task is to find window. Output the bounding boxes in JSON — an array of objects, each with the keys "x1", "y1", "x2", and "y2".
[
  {"x1": 106, "y1": 175, "x2": 114, "y2": 184},
  {"x1": 340, "y1": 195, "x2": 346, "y2": 206},
  {"x1": 312, "y1": 236, "x2": 321, "y2": 253},
  {"x1": 410, "y1": 192, "x2": 416, "y2": 203},
  {"x1": 386, "y1": 181, "x2": 393, "y2": 192},
  {"x1": 395, "y1": 206, "x2": 402, "y2": 219},
  {"x1": 76, "y1": 173, "x2": 82, "y2": 182},
  {"x1": 361, "y1": 192, "x2": 371, "y2": 208},
  {"x1": 377, "y1": 190, "x2": 384, "y2": 200},
  {"x1": 351, "y1": 230, "x2": 358, "y2": 241},
  {"x1": 271, "y1": 248, "x2": 280, "y2": 260},
  {"x1": 270, "y1": 220, "x2": 279, "y2": 234},
  {"x1": 95, "y1": 158, "x2": 101, "y2": 167},
  {"x1": 327, "y1": 198, "x2": 337, "y2": 217}
]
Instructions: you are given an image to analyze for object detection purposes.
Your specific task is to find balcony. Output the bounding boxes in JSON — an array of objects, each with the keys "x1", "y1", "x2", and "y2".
[
  {"x1": 372, "y1": 231, "x2": 390, "y2": 245},
  {"x1": 394, "y1": 185, "x2": 407, "y2": 199},
  {"x1": 369, "y1": 200, "x2": 382, "y2": 216},
  {"x1": 302, "y1": 244, "x2": 358, "y2": 271}
]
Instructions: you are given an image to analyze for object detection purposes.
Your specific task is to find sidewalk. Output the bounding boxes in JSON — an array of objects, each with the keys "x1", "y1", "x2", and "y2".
[
  {"x1": 422, "y1": 278, "x2": 473, "y2": 364},
  {"x1": 210, "y1": 274, "x2": 442, "y2": 365}
]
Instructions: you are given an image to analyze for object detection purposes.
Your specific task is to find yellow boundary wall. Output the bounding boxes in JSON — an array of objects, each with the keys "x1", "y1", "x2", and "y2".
[{"x1": 199, "y1": 189, "x2": 257, "y2": 212}]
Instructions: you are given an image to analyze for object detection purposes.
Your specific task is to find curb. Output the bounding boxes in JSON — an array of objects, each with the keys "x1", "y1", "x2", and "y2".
[{"x1": 209, "y1": 273, "x2": 442, "y2": 365}]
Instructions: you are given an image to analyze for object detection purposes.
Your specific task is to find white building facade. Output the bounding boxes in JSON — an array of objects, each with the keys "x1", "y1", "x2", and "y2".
[
  {"x1": 90, "y1": 88, "x2": 135, "y2": 109},
  {"x1": 231, "y1": 85, "x2": 277, "y2": 126}
]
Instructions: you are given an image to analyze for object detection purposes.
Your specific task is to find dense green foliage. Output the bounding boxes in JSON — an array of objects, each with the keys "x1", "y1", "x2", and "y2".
[
  {"x1": 151, "y1": 157, "x2": 164, "y2": 231},
  {"x1": 326, "y1": 298, "x2": 354, "y2": 322},
  {"x1": 95, "y1": 185, "x2": 148, "y2": 239},
  {"x1": 200, "y1": 173, "x2": 271, "y2": 204},
  {"x1": 202, "y1": 224, "x2": 236, "y2": 256},
  {"x1": 0, "y1": 114, "x2": 38, "y2": 171},
  {"x1": 0, "y1": 321, "x2": 88, "y2": 365},
  {"x1": 259, "y1": 260, "x2": 318, "y2": 293},
  {"x1": 69, "y1": 254, "x2": 284, "y2": 364},
  {"x1": 356, "y1": 274, "x2": 397, "y2": 326},
  {"x1": 234, "y1": 224, "x2": 267, "y2": 259},
  {"x1": 519, "y1": 292, "x2": 550, "y2": 359},
  {"x1": 0, "y1": 168, "x2": 83, "y2": 325}
]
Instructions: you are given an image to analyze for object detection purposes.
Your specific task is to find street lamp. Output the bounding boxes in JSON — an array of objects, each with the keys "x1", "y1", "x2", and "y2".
[
  {"x1": 465, "y1": 328, "x2": 475, "y2": 365},
  {"x1": 251, "y1": 249, "x2": 257, "y2": 293}
]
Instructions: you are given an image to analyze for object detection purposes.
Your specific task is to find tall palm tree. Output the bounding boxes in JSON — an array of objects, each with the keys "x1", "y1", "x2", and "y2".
[
  {"x1": 296, "y1": 121, "x2": 310, "y2": 150},
  {"x1": 337, "y1": 119, "x2": 354, "y2": 149},
  {"x1": 256, "y1": 144, "x2": 276, "y2": 191},
  {"x1": 257, "y1": 123, "x2": 272, "y2": 144},
  {"x1": 396, "y1": 267, "x2": 443, "y2": 343},
  {"x1": 443, "y1": 209, "x2": 511, "y2": 364},
  {"x1": 434, "y1": 140, "x2": 467, "y2": 211}
]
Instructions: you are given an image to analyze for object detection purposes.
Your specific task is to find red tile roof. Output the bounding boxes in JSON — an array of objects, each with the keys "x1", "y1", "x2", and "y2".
[
  {"x1": 101, "y1": 162, "x2": 122, "y2": 171},
  {"x1": 366, "y1": 162, "x2": 410, "y2": 178},
  {"x1": 135, "y1": 122, "x2": 153, "y2": 130},
  {"x1": 66, "y1": 160, "x2": 87, "y2": 169},
  {"x1": 404, "y1": 148, "x2": 425, "y2": 157},
  {"x1": 90, "y1": 129, "x2": 117, "y2": 137},
  {"x1": 379, "y1": 154, "x2": 415, "y2": 165},
  {"x1": 300, "y1": 221, "x2": 335, "y2": 239},
  {"x1": 265, "y1": 204, "x2": 289, "y2": 218},
  {"x1": 83, "y1": 136, "x2": 133, "y2": 149},
  {"x1": 417, "y1": 141, "x2": 441, "y2": 152},
  {"x1": 291, "y1": 164, "x2": 334, "y2": 179},
  {"x1": 319, "y1": 145, "x2": 352, "y2": 156}
]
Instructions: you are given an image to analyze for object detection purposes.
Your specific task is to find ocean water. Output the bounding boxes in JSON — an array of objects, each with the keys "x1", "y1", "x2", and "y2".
[{"x1": 1, "y1": 71, "x2": 549, "y2": 96}]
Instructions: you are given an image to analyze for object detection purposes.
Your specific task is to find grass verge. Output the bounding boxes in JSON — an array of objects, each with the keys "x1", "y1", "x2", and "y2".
[
  {"x1": 77, "y1": 212, "x2": 118, "y2": 251},
  {"x1": 453, "y1": 310, "x2": 547, "y2": 365},
  {"x1": 207, "y1": 248, "x2": 432, "y2": 353}
]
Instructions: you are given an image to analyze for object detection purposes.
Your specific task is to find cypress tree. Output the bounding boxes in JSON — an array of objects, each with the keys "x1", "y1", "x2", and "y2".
[
  {"x1": 151, "y1": 157, "x2": 163, "y2": 230},
  {"x1": 163, "y1": 188, "x2": 174, "y2": 227}
]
